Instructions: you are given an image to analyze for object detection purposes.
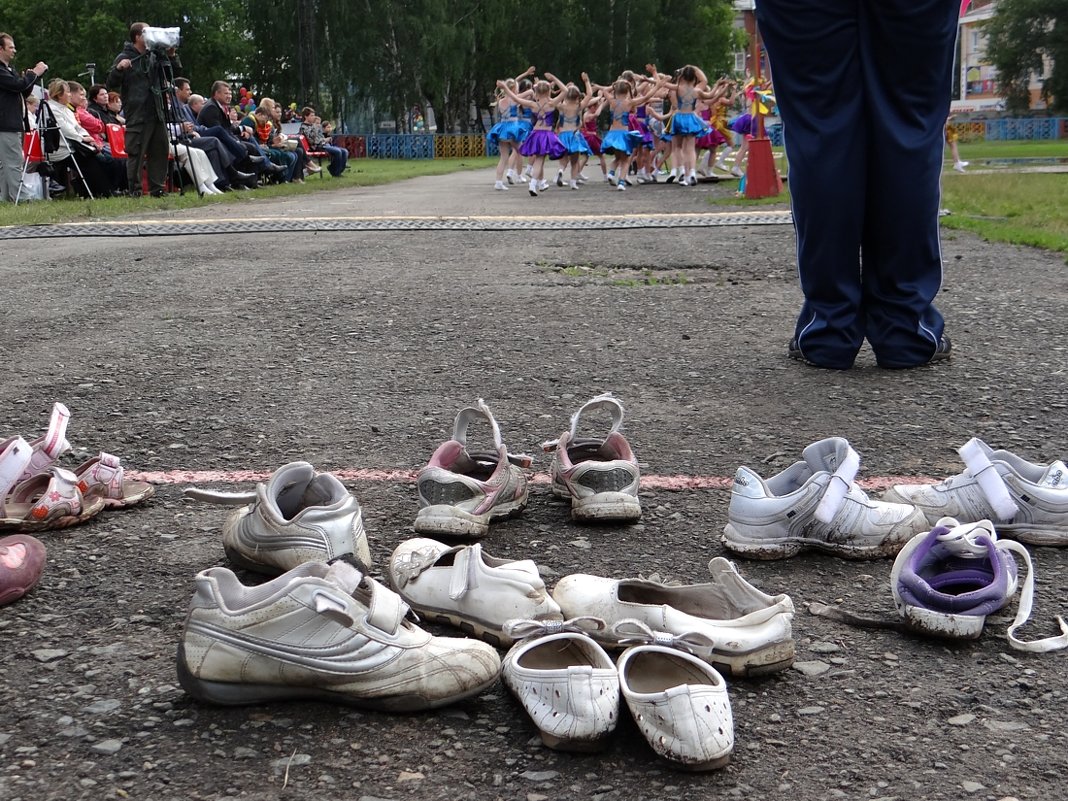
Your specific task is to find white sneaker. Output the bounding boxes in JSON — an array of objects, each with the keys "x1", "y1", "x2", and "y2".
[
  {"x1": 185, "y1": 462, "x2": 371, "y2": 575},
  {"x1": 543, "y1": 394, "x2": 640, "y2": 521},
  {"x1": 494, "y1": 180, "x2": 508, "y2": 191},
  {"x1": 882, "y1": 438, "x2": 1068, "y2": 545},
  {"x1": 618, "y1": 644, "x2": 733, "y2": 770},
  {"x1": 569, "y1": 180, "x2": 579, "y2": 190},
  {"x1": 538, "y1": 179, "x2": 549, "y2": 191},
  {"x1": 501, "y1": 619, "x2": 619, "y2": 751},
  {"x1": 415, "y1": 399, "x2": 530, "y2": 538},
  {"x1": 953, "y1": 161, "x2": 969, "y2": 172},
  {"x1": 891, "y1": 517, "x2": 1068, "y2": 652},
  {"x1": 387, "y1": 537, "x2": 561, "y2": 646},
  {"x1": 730, "y1": 166, "x2": 744, "y2": 178},
  {"x1": 177, "y1": 561, "x2": 502, "y2": 710},
  {"x1": 617, "y1": 181, "x2": 626, "y2": 191},
  {"x1": 606, "y1": 171, "x2": 615, "y2": 184},
  {"x1": 666, "y1": 169, "x2": 677, "y2": 183},
  {"x1": 555, "y1": 170, "x2": 564, "y2": 187},
  {"x1": 505, "y1": 169, "x2": 516, "y2": 184},
  {"x1": 529, "y1": 178, "x2": 538, "y2": 197},
  {"x1": 551, "y1": 557, "x2": 795, "y2": 677},
  {"x1": 577, "y1": 172, "x2": 588, "y2": 183},
  {"x1": 721, "y1": 437, "x2": 928, "y2": 560}
]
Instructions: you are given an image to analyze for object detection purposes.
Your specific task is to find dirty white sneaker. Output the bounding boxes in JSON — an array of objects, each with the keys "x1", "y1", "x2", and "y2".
[
  {"x1": 415, "y1": 399, "x2": 530, "y2": 538},
  {"x1": 883, "y1": 438, "x2": 1068, "y2": 546},
  {"x1": 618, "y1": 644, "x2": 733, "y2": 771},
  {"x1": 501, "y1": 618, "x2": 619, "y2": 751},
  {"x1": 891, "y1": 517, "x2": 1068, "y2": 652},
  {"x1": 551, "y1": 558, "x2": 795, "y2": 677},
  {"x1": 494, "y1": 180, "x2": 508, "y2": 190},
  {"x1": 543, "y1": 393, "x2": 641, "y2": 522},
  {"x1": 387, "y1": 537, "x2": 561, "y2": 646},
  {"x1": 177, "y1": 561, "x2": 502, "y2": 710},
  {"x1": 721, "y1": 437, "x2": 928, "y2": 560},
  {"x1": 185, "y1": 462, "x2": 371, "y2": 575}
]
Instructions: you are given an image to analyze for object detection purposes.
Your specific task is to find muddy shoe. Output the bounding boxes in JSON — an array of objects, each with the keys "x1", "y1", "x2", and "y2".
[
  {"x1": 891, "y1": 517, "x2": 1068, "y2": 653},
  {"x1": 551, "y1": 558, "x2": 795, "y2": 677},
  {"x1": 883, "y1": 437, "x2": 1068, "y2": 546},
  {"x1": 722, "y1": 437, "x2": 928, "y2": 560},
  {"x1": 415, "y1": 400, "x2": 530, "y2": 538},
  {"x1": 543, "y1": 393, "x2": 641, "y2": 522},
  {"x1": 177, "y1": 560, "x2": 502, "y2": 710},
  {"x1": 185, "y1": 462, "x2": 371, "y2": 575},
  {"x1": 618, "y1": 644, "x2": 734, "y2": 771},
  {"x1": 387, "y1": 538, "x2": 561, "y2": 646},
  {"x1": 0, "y1": 534, "x2": 47, "y2": 606}
]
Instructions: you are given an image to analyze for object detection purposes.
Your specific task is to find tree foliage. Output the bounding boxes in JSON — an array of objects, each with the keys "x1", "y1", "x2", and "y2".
[
  {"x1": 0, "y1": 0, "x2": 743, "y2": 130},
  {"x1": 983, "y1": 0, "x2": 1065, "y2": 113}
]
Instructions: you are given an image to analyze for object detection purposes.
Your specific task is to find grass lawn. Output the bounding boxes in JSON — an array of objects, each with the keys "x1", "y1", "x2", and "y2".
[
  {"x1": 710, "y1": 140, "x2": 1068, "y2": 260},
  {"x1": 0, "y1": 157, "x2": 497, "y2": 229}
]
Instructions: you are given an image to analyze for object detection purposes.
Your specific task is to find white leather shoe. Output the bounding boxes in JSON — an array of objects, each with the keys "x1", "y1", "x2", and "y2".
[
  {"x1": 501, "y1": 618, "x2": 619, "y2": 751},
  {"x1": 178, "y1": 561, "x2": 501, "y2": 710},
  {"x1": 552, "y1": 557, "x2": 795, "y2": 676},
  {"x1": 388, "y1": 538, "x2": 561, "y2": 646},
  {"x1": 618, "y1": 644, "x2": 733, "y2": 771}
]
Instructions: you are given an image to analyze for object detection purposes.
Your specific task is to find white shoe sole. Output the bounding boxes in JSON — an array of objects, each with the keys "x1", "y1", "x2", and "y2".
[
  {"x1": 721, "y1": 523, "x2": 909, "y2": 560},
  {"x1": 414, "y1": 495, "x2": 527, "y2": 538}
]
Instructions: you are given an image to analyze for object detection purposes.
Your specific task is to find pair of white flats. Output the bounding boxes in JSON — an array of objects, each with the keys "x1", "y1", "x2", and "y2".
[
  {"x1": 500, "y1": 617, "x2": 734, "y2": 771},
  {"x1": 386, "y1": 538, "x2": 795, "y2": 677}
]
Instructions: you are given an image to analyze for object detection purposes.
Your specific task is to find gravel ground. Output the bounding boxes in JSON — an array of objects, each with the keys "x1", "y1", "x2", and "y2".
[{"x1": 0, "y1": 168, "x2": 1064, "y2": 801}]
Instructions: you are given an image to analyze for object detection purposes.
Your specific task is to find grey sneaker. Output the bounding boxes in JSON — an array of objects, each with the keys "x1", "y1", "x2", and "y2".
[
  {"x1": 185, "y1": 462, "x2": 371, "y2": 575},
  {"x1": 543, "y1": 393, "x2": 641, "y2": 522},
  {"x1": 177, "y1": 560, "x2": 502, "y2": 710},
  {"x1": 882, "y1": 438, "x2": 1068, "y2": 545},
  {"x1": 415, "y1": 400, "x2": 530, "y2": 538},
  {"x1": 722, "y1": 437, "x2": 928, "y2": 559}
]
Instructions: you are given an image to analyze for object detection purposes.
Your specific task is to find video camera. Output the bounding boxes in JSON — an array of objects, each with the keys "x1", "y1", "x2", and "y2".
[{"x1": 142, "y1": 26, "x2": 181, "y2": 52}]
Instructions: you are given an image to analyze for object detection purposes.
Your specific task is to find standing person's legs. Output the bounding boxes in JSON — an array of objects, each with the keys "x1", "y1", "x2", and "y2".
[
  {"x1": 860, "y1": 0, "x2": 958, "y2": 368},
  {"x1": 124, "y1": 121, "x2": 146, "y2": 194},
  {"x1": 144, "y1": 118, "x2": 170, "y2": 195},
  {"x1": 0, "y1": 131, "x2": 24, "y2": 202},
  {"x1": 758, "y1": 0, "x2": 867, "y2": 369}
]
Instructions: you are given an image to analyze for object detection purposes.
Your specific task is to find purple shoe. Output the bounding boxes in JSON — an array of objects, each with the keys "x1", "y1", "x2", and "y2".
[
  {"x1": 891, "y1": 517, "x2": 1068, "y2": 652},
  {"x1": 0, "y1": 534, "x2": 46, "y2": 606}
]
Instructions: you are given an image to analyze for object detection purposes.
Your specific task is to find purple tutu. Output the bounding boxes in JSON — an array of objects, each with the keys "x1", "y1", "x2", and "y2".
[
  {"x1": 729, "y1": 113, "x2": 757, "y2": 137},
  {"x1": 519, "y1": 129, "x2": 566, "y2": 159}
]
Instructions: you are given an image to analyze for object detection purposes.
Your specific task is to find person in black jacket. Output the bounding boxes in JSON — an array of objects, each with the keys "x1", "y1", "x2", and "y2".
[
  {"x1": 0, "y1": 33, "x2": 47, "y2": 202},
  {"x1": 107, "y1": 22, "x2": 176, "y2": 197}
]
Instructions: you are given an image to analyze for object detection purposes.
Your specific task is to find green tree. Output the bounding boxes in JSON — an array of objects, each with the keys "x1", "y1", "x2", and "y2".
[{"x1": 983, "y1": 0, "x2": 1066, "y2": 113}]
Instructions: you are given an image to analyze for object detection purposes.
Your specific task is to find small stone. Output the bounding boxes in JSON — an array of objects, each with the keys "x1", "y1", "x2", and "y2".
[
  {"x1": 397, "y1": 771, "x2": 424, "y2": 782},
  {"x1": 31, "y1": 649, "x2": 68, "y2": 663},
  {"x1": 528, "y1": 794, "x2": 549, "y2": 801},
  {"x1": 962, "y1": 781, "x2": 984, "y2": 793},
  {"x1": 947, "y1": 713, "x2": 976, "y2": 726},
  {"x1": 233, "y1": 747, "x2": 259, "y2": 759},
  {"x1": 520, "y1": 770, "x2": 560, "y2": 782},
  {"x1": 797, "y1": 706, "x2": 825, "y2": 716},
  {"x1": 90, "y1": 739, "x2": 123, "y2": 755},
  {"x1": 984, "y1": 720, "x2": 1028, "y2": 732},
  {"x1": 792, "y1": 660, "x2": 831, "y2": 677},
  {"x1": 84, "y1": 699, "x2": 121, "y2": 714},
  {"x1": 271, "y1": 753, "x2": 312, "y2": 773},
  {"x1": 809, "y1": 642, "x2": 842, "y2": 655},
  {"x1": 569, "y1": 539, "x2": 592, "y2": 550}
]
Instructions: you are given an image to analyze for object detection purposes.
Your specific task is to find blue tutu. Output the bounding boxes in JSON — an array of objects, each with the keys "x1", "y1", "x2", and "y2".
[
  {"x1": 519, "y1": 129, "x2": 566, "y2": 159},
  {"x1": 670, "y1": 112, "x2": 709, "y2": 137},
  {"x1": 558, "y1": 130, "x2": 592, "y2": 156},
  {"x1": 601, "y1": 129, "x2": 644, "y2": 156},
  {"x1": 487, "y1": 119, "x2": 526, "y2": 146}
]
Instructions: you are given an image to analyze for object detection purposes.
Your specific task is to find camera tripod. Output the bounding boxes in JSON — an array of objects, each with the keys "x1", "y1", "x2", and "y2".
[
  {"x1": 16, "y1": 82, "x2": 94, "y2": 204},
  {"x1": 150, "y1": 50, "x2": 203, "y2": 196}
]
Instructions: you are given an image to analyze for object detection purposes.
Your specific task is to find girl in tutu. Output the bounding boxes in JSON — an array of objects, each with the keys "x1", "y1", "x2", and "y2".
[
  {"x1": 498, "y1": 79, "x2": 566, "y2": 196},
  {"x1": 578, "y1": 95, "x2": 608, "y2": 182},
  {"x1": 595, "y1": 75, "x2": 664, "y2": 191},
  {"x1": 513, "y1": 77, "x2": 536, "y2": 184},
  {"x1": 487, "y1": 77, "x2": 528, "y2": 190},
  {"x1": 660, "y1": 64, "x2": 714, "y2": 186},
  {"x1": 546, "y1": 72, "x2": 595, "y2": 190}
]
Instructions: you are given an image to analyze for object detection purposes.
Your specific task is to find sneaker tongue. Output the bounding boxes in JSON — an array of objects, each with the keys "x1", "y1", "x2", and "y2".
[{"x1": 1040, "y1": 461, "x2": 1068, "y2": 488}]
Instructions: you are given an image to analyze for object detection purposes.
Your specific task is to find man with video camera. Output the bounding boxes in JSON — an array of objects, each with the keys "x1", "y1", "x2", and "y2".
[
  {"x1": 0, "y1": 32, "x2": 47, "y2": 202},
  {"x1": 107, "y1": 21, "x2": 178, "y2": 197}
]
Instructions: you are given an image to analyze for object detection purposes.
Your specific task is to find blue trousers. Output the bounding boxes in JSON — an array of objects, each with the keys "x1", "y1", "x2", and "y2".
[{"x1": 757, "y1": 0, "x2": 959, "y2": 368}]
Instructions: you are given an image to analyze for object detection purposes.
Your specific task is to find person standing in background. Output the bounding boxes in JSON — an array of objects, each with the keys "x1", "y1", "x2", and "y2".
[{"x1": 0, "y1": 33, "x2": 47, "y2": 202}]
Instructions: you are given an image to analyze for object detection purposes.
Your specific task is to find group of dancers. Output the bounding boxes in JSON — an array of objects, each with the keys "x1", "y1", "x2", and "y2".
[{"x1": 487, "y1": 64, "x2": 764, "y2": 196}]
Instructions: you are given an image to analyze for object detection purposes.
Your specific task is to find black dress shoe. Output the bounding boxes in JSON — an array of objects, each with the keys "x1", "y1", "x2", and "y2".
[
  {"x1": 228, "y1": 169, "x2": 255, "y2": 183},
  {"x1": 247, "y1": 154, "x2": 265, "y2": 165}
]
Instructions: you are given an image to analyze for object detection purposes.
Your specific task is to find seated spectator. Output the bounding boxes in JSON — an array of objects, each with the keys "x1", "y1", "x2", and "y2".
[
  {"x1": 68, "y1": 80, "x2": 126, "y2": 191},
  {"x1": 197, "y1": 79, "x2": 282, "y2": 180},
  {"x1": 25, "y1": 94, "x2": 38, "y2": 129},
  {"x1": 106, "y1": 91, "x2": 125, "y2": 124},
  {"x1": 243, "y1": 102, "x2": 299, "y2": 183},
  {"x1": 44, "y1": 79, "x2": 113, "y2": 198},
  {"x1": 86, "y1": 84, "x2": 113, "y2": 124},
  {"x1": 299, "y1": 106, "x2": 348, "y2": 177},
  {"x1": 262, "y1": 97, "x2": 313, "y2": 175}
]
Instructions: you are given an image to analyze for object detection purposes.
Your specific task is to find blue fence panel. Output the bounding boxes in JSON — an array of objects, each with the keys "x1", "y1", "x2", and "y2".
[
  {"x1": 984, "y1": 118, "x2": 1063, "y2": 141},
  {"x1": 766, "y1": 123, "x2": 784, "y2": 147},
  {"x1": 364, "y1": 134, "x2": 437, "y2": 159}
]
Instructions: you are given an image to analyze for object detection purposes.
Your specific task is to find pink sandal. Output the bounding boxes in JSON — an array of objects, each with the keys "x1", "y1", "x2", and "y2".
[
  {"x1": 19, "y1": 402, "x2": 72, "y2": 481},
  {"x1": 0, "y1": 436, "x2": 104, "y2": 532},
  {"x1": 73, "y1": 452, "x2": 155, "y2": 508}
]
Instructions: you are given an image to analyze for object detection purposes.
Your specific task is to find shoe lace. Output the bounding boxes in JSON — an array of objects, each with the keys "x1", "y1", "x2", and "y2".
[
  {"x1": 937, "y1": 519, "x2": 1068, "y2": 653},
  {"x1": 503, "y1": 616, "x2": 606, "y2": 641},
  {"x1": 610, "y1": 619, "x2": 716, "y2": 660}
]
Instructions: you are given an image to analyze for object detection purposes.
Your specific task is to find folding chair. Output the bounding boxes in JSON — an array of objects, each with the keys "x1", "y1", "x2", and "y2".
[
  {"x1": 15, "y1": 131, "x2": 47, "y2": 205},
  {"x1": 106, "y1": 123, "x2": 178, "y2": 195},
  {"x1": 297, "y1": 134, "x2": 327, "y2": 179}
]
